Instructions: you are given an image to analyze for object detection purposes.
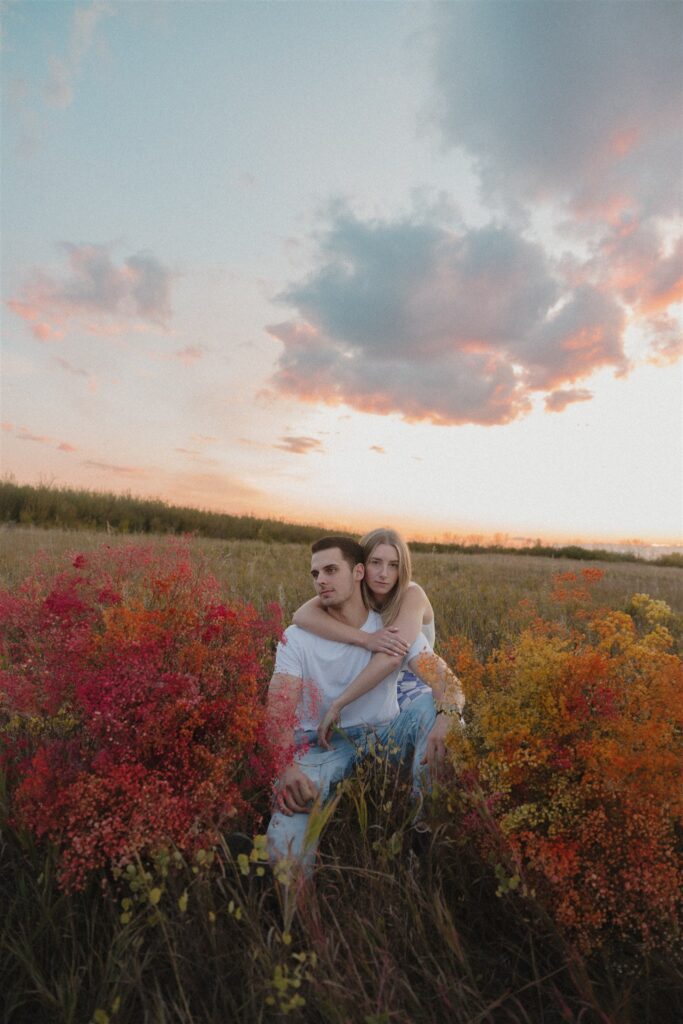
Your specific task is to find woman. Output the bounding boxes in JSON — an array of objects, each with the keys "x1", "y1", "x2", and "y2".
[{"x1": 292, "y1": 528, "x2": 438, "y2": 742}]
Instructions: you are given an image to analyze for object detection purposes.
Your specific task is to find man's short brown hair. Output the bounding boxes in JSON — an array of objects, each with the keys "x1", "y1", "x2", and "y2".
[{"x1": 311, "y1": 535, "x2": 364, "y2": 570}]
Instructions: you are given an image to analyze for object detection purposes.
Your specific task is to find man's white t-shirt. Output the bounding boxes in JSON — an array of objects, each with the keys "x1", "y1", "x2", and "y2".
[{"x1": 274, "y1": 610, "x2": 432, "y2": 731}]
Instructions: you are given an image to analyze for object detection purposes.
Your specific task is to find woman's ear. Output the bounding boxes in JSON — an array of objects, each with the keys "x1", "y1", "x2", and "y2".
[{"x1": 354, "y1": 563, "x2": 365, "y2": 581}]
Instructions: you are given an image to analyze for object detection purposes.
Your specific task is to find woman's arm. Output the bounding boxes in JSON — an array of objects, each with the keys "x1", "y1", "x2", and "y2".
[
  {"x1": 316, "y1": 586, "x2": 428, "y2": 747},
  {"x1": 292, "y1": 597, "x2": 408, "y2": 655}
]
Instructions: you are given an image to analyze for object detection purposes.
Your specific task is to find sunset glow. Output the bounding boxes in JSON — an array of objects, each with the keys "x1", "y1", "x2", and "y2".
[{"x1": 2, "y1": 2, "x2": 681, "y2": 546}]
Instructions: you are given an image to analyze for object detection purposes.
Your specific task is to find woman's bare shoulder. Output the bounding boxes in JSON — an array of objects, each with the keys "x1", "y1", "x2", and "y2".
[
  {"x1": 402, "y1": 581, "x2": 428, "y2": 606},
  {"x1": 407, "y1": 581, "x2": 434, "y2": 621}
]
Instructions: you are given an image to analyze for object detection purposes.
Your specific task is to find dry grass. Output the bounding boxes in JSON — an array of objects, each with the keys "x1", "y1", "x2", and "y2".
[{"x1": 2, "y1": 525, "x2": 680, "y2": 658}]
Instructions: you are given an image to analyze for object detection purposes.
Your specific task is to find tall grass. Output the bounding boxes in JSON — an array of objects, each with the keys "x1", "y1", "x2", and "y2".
[
  {"x1": 1, "y1": 526, "x2": 681, "y2": 657},
  {"x1": 1, "y1": 529, "x2": 681, "y2": 1023},
  {"x1": 4, "y1": 762, "x2": 680, "y2": 1024}
]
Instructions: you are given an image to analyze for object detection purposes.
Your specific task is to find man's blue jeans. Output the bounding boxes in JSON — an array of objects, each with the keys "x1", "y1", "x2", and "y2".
[{"x1": 267, "y1": 691, "x2": 436, "y2": 872}]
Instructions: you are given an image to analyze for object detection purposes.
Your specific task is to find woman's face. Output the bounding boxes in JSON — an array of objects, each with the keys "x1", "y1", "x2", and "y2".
[{"x1": 364, "y1": 543, "x2": 400, "y2": 602}]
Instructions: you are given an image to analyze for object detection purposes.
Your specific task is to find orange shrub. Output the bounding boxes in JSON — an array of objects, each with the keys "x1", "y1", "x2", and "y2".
[{"x1": 444, "y1": 586, "x2": 682, "y2": 954}]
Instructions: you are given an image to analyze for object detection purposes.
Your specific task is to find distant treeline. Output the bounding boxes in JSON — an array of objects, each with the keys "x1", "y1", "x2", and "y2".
[{"x1": 1, "y1": 480, "x2": 681, "y2": 567}]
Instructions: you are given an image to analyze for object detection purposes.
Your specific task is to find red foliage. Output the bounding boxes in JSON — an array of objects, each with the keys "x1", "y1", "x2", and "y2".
[{"x1": 0, "y1": 541, "x2": 289, "y2": 888}]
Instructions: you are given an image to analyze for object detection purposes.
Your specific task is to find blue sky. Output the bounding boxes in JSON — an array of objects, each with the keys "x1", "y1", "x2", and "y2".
[{"x1": 2, "y1": 1, "x2": 682, "y2": 544}]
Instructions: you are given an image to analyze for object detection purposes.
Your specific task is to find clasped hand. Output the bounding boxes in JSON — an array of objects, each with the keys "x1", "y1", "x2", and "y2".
[{"x1": 364, "y1": 626, "x2": 409, "y2": 657}]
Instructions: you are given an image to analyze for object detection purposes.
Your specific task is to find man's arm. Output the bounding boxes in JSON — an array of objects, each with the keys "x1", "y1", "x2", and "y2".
[
  {"x1": 292, "y1": 597, "x2": 409, "y2": 656},
  {"x1": 316, "y1": 651, "x2": 405, "y2": 749},
  {"x1": 315, "y1": 589, "x2": 428, "y2": 748},
  {"x1": 267, "y1": 672, "x2": 319, "y2": 816}
]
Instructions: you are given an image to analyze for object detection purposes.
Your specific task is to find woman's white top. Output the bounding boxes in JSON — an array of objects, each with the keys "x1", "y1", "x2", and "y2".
[{"x1": 420, "y1": 619, "x2": 436, "y2": 646}]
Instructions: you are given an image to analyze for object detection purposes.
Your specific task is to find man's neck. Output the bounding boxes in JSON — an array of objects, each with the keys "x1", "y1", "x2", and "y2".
[{"x1": 325, "y1": 592, "x2": 369, "y2": 629}]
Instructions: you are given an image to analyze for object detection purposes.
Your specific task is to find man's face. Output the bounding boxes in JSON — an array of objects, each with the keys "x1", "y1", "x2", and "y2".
[{"x1": 310, "y1": 547, "x2": 363, "y2": 608}]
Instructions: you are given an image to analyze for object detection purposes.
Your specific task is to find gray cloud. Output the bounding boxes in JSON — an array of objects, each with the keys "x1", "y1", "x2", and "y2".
[
  {"x1": 267, "y1": 209, "x2": 628, "y2": 426},
  {"x1": 83, "y1": 460, "x2": 149, "y2": 477},
  {"x1": 60, "y1": 243, "x2": 173, "y2": 324},
  {"x1": 8, "y1": 242, "x2": 174, "y2": 337},
  {"x1": 273, "y1": 436, "x2": 324, "y2": 455},
  {"x1": 45, "y1": 2, "x2": 115, "y2": 109},
  {"x1": 544, "y1": 388, "x2": 593, "y2": 413},
  {"x1": 431, "y1": 2, "x2": 682, "y2": 221}
]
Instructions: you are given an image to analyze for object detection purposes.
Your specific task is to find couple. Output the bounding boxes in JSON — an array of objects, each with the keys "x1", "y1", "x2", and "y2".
[{"x1": 266, "y1": 528, "x2": 465, "y2": 874}]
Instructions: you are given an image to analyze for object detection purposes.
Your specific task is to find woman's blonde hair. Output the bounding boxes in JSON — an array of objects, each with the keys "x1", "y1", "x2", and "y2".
[{"x1": 359, "y1": 527, "x2": 412, "y2": 625}]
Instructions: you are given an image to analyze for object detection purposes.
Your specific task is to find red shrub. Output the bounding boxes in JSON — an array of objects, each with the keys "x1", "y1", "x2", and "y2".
[{"x1": 0, "y1": 541, "x2": 289, "y2": 888}]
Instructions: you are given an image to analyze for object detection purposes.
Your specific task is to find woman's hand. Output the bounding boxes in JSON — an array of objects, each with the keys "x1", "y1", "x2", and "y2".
[
  {"x1": 362, "y1": 626, "x2": 409, "y2": 657},
  {"x1": 317, "y1": 701, "x2": 342, "y2": 750}
]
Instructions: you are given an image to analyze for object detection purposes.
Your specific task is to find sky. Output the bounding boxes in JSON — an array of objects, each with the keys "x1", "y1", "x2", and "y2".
[{"x1": 2, "y1": 0, "x2": 682, "y2": 545}]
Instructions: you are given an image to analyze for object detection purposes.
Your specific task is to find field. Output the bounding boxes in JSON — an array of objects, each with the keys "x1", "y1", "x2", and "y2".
[
  {"x1": 1, "y1": 527, "x2": 682, "y2": 1024},
  {"x1": 2, "y1": 525, "x2": 682, "y2": 657}
]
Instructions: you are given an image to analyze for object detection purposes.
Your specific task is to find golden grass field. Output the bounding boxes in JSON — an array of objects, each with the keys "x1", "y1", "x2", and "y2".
[{"x1": 2, "y1": 525, "x2": 680, "y2": 657}]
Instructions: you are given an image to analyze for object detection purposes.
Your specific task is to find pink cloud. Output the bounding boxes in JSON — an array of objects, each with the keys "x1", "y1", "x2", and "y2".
[
  {"x1": 8, "y1": 423, "x2": 78, "y2": 451},
  {"x1": 17, "y1": 430, "x2": 52, "y2": 444},
  {"x1": 544, "y1": 389, "x2": 593, "y2": 413},
  {"x1": 7, "y1": 242, "x2": 174, "y2": 342},
  {"x1": 646, "y1": 315, "x2": 683, "y2": 367},
  {"x1": 273, "y1": 436, "x2": 324, "y2": 455},
  {"x1": 83, "y1": 460, "x2": 149, "y2": 478},
  {"x1": 1, "y1": 422, "x2": 13, "y2": 432},
  {"x1": 191, "y1": 434, "x2": 219, "y2": 445},
  {"x1": 370, "y1": 445, "x2": 385, "y2": 454},
  {"x1": 33, "y1": 322, "x2": 65, "y2": 342},
  {"x1": 172, "y1": 345, "x2": 204, "y2": 364},
  {"x1": 174, "y1": 447, "x2": 219, "y2": 466}
]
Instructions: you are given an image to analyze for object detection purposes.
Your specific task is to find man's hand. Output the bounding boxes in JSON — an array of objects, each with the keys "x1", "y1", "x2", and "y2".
[
  {"x1": 362, "y1": 626, "x2": 409, "y2": 657},
  {"x1": 317, "y1": 701, "x2": 341, "y2": 750},
  {"x1": 421, "y1": 715, "x2": 450, "y2": 780},
  {"x1": 275, "y1": 763, "x2": 319, "y2": 816}
]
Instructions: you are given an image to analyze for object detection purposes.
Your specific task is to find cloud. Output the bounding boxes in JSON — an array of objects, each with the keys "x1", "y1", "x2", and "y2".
[
  {"x1": 544, "y1": 389, "x2": 593, "y2": 413},
  {"x1": 273, "y1": 436, "x2": 324, "y2": 455},
  {"x1": 83, "y1": 460, "x2": 149, "y2": 478},
  {"x1": 54, "y1": 356, "x2": 99, "y2": 392},
  {"x1": 45, "y1": 2, "x2": 115, "y2": 109},
  {"x1": 7, "y1": 243, "x2": 174, "y2": 340},
  {"x1": 429, "y1": 0, "x2": 682, "y2": 363},
  {"x1": 267, "y1": 209, "x2": 628, "y2": 426},
  {"x1": 6, "y1": 423, "x2": 77, "y2": 451},
  {"x1": 645, "y1": 315, "x2": 683, "y2": 367},
  {"x1": 370, "y1": 445, "x2": 385, "y2": 454},
  {"x1": 174, "y1": 447, "x2": 220, "y2": 467},
  {"x1": 172, "y1": 345, "x2": 205, "y2": 364},
  {"x1": 431, "y1": 2, "x2": 682, "y2": 222},
  {"x1": 17, "y1": 430, "x2": 51, "y2": 444}
]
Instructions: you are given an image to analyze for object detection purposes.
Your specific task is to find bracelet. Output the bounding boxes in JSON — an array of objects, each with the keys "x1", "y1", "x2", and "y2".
[{"x1": 435, "y1": 706, "x2": 465, "y2": 725}]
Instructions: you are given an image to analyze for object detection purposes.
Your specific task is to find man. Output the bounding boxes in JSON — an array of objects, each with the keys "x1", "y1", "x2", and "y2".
[{"x1": 266, "y1": 535, "x2": 464, "y2": 874}]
